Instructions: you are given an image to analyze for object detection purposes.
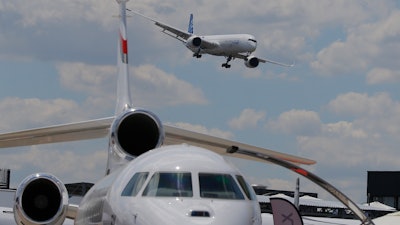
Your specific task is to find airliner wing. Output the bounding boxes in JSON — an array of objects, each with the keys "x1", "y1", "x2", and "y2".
[
  {"x1": 0, "y1": 118, "x2": 315, "y2": 165},
  {"x1": 130, "y1": 11, "x2": 220, "y2": 50},
  {"x1": 235, "y1": 53, "x2": 295, "y2": 67},
  {"x1": 130, "y1": 10, "x2": 192, "y2": 42},
  {"x1": 154, "y1": 21, "x2": 191, "y2": 42}
]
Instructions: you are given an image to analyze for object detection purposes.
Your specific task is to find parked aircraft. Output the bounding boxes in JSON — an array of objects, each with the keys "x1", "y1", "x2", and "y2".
[
  {"x1": 0, "y1": 0, "x2": 314, "y2": 225},
  {"x1": 130, "y1": 10, "x2": 294, "y2": 68}
]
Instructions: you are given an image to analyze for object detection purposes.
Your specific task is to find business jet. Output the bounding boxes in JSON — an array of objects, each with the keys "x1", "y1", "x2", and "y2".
[
  {"x1": 130, "y1": 10, "x2": 294, "y2": 68},
  {"x1": 0, "y1": 1, "x2": 379, "y2": 225}
]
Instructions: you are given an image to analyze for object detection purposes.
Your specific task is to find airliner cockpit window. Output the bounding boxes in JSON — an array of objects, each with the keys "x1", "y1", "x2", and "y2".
[
  {"x1": 142, "y1": 172, "x2": 193, "y2": 197},
  {"x1": 121, "y1": 172, "x2": 149, "y2": 196},
  {"x1": 199, "y1": 173, "x2": 245, "y2": 200}
]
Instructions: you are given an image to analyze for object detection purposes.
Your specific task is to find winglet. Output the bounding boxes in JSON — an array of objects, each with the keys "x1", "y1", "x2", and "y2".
[{"x1": 188, "y1": 13, "x2": 194, "y2": 34}]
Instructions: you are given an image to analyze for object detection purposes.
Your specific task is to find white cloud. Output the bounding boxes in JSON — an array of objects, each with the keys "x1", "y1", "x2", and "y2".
[
  {"x1": 267, "y1": 109, "x2": 322, "y2": 135},
  {"x1": 323, "y1": 121, "x2": 368, "y2": 139},
  {"x1": 132, "y1": 64, "x2": 208, "y2": 107},
  {"x1": 366, "y1": 68, "x2": 400, "y2": 84},
  {"x1": 311, "y1": 10, "x2": 400, "y2": 76},
  {"x1": 327, "y1": 92, "x2": 396, "y2": 117},
  {"x1": 57, "y1": 63, "x2": 207, "y2": 108},
  {"x1": 266, "y1": 92, "x2": 400, "y2": 202},
  {"x1": 1, "y1": 0, "x2": 116, "y2": 28},
  {"x1": 298, "y1": 92, "x2": 400, "y2": 169},
  {"x1": 57, "y1": 62, "x2": 116, "y2": 111},
  {"x1": 0, "y1": 97, "x2": 83, "y2": 130},
  {"x1": 228, "y1": 108, "x2": 266, "y2": 130},
  {"x1": 0, "y1": 142, "x2": 107, "y2": 184},
  {"x1": 0, "y1": 62, "x2": 208, "y2": 131},
  {"x1": 168, "y1": 122, "x2": 234, "y2": 140}
]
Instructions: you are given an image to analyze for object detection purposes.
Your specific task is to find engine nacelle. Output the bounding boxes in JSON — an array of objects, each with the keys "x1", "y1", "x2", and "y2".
[
  {"x1": 244, "y1": 56, "x2": 260, "y2": 68},
  {"x1": 14, "y1": 173, "x2": 68, "y2": 225},
  {"x1": 186, "y1": 36, "x2": 202, "y2": 48},
  {"x1": 108, "y1": 108, "x2": 164, "y2": 170}
]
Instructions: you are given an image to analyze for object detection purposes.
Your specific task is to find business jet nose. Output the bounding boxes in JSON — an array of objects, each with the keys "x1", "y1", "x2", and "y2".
[{"x1": 128, "y1": 198, "x2": 260, "y2": 225}]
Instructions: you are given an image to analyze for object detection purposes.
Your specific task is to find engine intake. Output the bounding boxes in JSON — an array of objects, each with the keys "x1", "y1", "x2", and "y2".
[
  {"x1": 245, "y1": 56, "x2": 260, "y2": 68},
  {"x1": 186, "y1": 36, "x2": 202, "y2": 48},
  {"x1": 110, "y1": 109, "x2": 164, "y2": 161},
  {"x1": 14, "y1": 173, "x2": 68, "y2": 225}
]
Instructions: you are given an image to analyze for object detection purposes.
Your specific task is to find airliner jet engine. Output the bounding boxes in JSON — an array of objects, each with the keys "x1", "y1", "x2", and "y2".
[{"x1": 244, "y1": 56, "x2": 260, "y2": 68}]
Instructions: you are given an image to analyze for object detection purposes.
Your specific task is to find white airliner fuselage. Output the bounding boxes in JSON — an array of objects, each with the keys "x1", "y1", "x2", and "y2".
[
  {"x1": 186, "y1": 34, "x2": 257, "y2": 56},
  {"x1": 131, "y1": 11, "x2": 294, "y2": 68}
]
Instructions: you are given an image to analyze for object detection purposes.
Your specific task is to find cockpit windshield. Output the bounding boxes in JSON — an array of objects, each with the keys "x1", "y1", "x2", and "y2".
[
  {"x1": 199, "y1": 173, "x2": 245, "y2": 200},
  {"x1": 142, "y1": 172, "x2": 193, "y2": 197},
  {"x1": 122, "y1": 172, "x2": 251, "y2": 200},
  {"x1": 121, "y1": 172, "x2": 149, "y2": 197}
]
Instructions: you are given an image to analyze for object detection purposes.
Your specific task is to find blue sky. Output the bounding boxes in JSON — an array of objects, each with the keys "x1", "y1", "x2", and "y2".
[{"x1": 1, "y1": 0, "x2": 400, "y2": 204}]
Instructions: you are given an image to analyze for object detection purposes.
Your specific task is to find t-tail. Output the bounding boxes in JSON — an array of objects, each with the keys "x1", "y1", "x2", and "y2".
[
  {"x1": 106, "y1": 0, "x2": 165, "y2": 174},
  {"x1": 188, "y1": 13, "x2": 194, "y2": 34},
  {"x1": 115, "y1": 0, "x2": 132, "y2": 114}
]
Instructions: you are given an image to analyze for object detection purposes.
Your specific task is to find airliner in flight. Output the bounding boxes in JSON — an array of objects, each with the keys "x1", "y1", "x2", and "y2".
[
  {"x1": 0, "y1": 1, "x2": 379, "y2": 225},
  {"x1": 130, "y1": 10, "x2": 294, "y2": 68}
]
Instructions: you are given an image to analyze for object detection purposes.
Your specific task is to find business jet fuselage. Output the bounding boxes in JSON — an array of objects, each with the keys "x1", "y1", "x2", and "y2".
[{"x1": 76, "y1": 145, "x2": 261, "y2": 225}]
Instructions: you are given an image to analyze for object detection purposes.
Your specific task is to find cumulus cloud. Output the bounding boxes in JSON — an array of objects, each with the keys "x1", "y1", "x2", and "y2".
[
  {"x1": 311, "y1": 10, "x2": 400, "y2": 76},
  {"x1": 327, "y1": 92, "x2": 396, "y2": 117},
  {"x1": 0, "y1": 97, "x2": 83, "y2": 131},
  {"x1": 57, "y1": 62, "x2": 116, "y2": 111},
  {"x1": 366, "y1": 68, "x2": 400, "y2": 84},
  {"x1": 132, "y1": 64, "x2": 208, "y2": 107},
  {"x1": 228, "y1": 108, "x2": 266, "y2": 130},
  {"x1": 267, "y1": 109, "x2": 322, "y2": 135},
  {"x1": 0, "y1": 62, "x2": 207, "y2": 131},
  {"x1": 1, "y1": 0, "x2": 116, "y2": 28},
  {"x1": 264, "y1": 94, "x2": 400, "y2": 202},
  {"x1": 167, "y1": 122, "x2": 234, "y2": 139},
  {"x1": 0, "y1": 143, "x2": 107, "y2": 184},
  {"x1": 57, "y1": 62, "x2": 207, "y2": 108},
  {"x1": 298, "y1": 92, "x2": 400, "y2": 170}
]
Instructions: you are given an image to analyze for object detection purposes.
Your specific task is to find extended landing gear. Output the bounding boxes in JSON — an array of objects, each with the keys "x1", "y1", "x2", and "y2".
[
  {"x1": 193, "y1": 53, "x2": 202, "y2": 58},
  {"x1": 221, "y1": 56, "x2": 232, "y2": 68},
  {"x1": 193, "y1": 48, "x2": 202, "y2": 58}
]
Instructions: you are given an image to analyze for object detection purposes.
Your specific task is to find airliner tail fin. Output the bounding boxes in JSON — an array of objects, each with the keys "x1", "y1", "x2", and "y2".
[{"x1": 188, "y1": 13, "x2": 194, "y2": 34}]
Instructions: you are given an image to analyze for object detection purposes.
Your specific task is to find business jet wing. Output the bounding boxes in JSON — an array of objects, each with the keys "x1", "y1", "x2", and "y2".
[
  {"x1": 0, "y1": 118, "x2": 113, "y2": 148},
  {"x1": 0, "y1": 118, "x2": 315, "y2": 165},
  {"x1": 235, "y1": 53, "x2": 295, "y2": 67},
  {"x1": 163, "y1": 125, "x2": 315, "y2": 165}
]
